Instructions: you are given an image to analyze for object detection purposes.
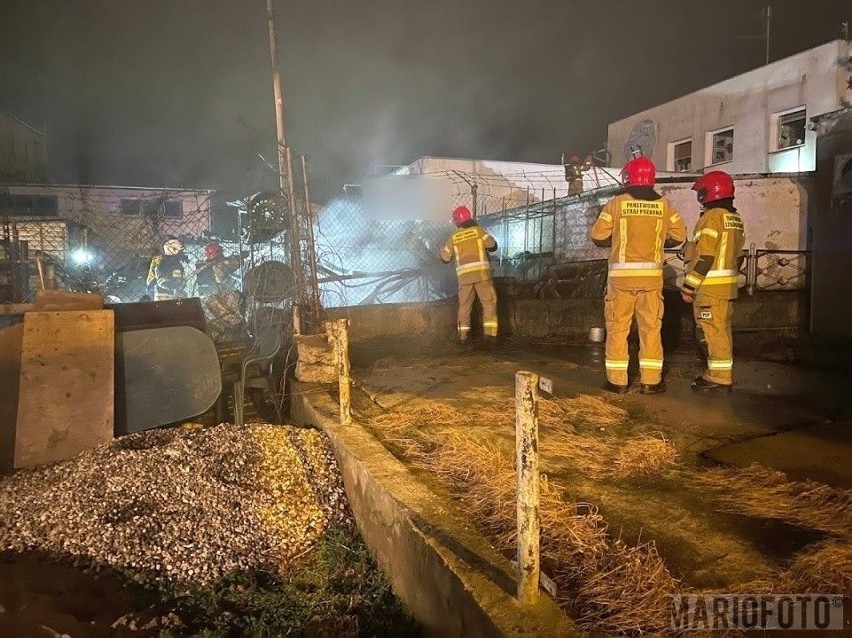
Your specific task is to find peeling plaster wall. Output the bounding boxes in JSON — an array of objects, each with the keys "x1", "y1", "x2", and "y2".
[{"x1": 607, "y1": 40, "x2": 852, "y2": 174}]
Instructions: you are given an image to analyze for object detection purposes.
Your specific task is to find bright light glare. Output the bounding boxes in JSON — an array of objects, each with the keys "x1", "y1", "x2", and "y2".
[{"x1": 72, "y1": 248, "x2": 93, "y2": 265}]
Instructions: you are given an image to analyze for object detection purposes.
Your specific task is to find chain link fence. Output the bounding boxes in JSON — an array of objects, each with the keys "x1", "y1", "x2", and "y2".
[
  {"x1": 1, "y1": 186, "x2": 215, "y2": 304},
  {"x1": 314, "y1": 168, "x2": 809, "y2": 308}
]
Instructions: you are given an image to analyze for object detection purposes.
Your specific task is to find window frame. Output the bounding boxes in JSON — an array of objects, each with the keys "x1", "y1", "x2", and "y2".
[
  {"x1": 705, "y1": 127, "x2": 735, "y2": 167},
  {"x1": 667, "y1": 138, "x2": 693, "y2": 172},
  {"x1": 770, "y1": 106, "x2": 807, "y2": 153}
]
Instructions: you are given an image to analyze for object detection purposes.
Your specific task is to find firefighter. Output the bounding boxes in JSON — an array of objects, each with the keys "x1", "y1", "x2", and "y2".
[
  {"x1": 195, "y1": 242, "x2": 236, "y2": 297},
  {"x1": 439, "y1": 205, "x2": 499, "y2": 345},
  {"x1": 590, "y1": 157, "x2": 687, "y2": 394},
  {"x1": 147, "y1": 237, "x2": 187, "y2": 301},
  {"x1": 681, "y1": 170, "x2": 745, "y2": 393}
]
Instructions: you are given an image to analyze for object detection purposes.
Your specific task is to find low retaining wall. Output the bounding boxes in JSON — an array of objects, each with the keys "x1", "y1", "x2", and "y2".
[
  {"x1": 291, "y1": 383, "x2": 575, "y2": 637},
  {"x1": 326, "y1": 291, "x2": 807, "y2": 342}
]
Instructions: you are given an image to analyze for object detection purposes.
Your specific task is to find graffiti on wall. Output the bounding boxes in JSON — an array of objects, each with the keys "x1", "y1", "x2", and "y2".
[{"x1": 623, "y1": 119, "x2": 657, "y2": 163}]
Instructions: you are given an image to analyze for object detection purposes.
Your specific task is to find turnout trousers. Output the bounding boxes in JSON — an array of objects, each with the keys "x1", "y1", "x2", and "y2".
[
  {"x1": 693, "y1": 292, "x2": 734, "y2": 385},
  {"x1": 458, "y1": 279, "x2": 498, "y2": 341},
  {"x1": 604, "y1": 282, "x2": 664, "y2": 387}
]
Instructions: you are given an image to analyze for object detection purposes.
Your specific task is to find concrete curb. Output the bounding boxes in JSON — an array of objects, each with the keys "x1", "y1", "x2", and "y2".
[{"x1": 291, "y1": 382, "x2": 578, "y2": 638}]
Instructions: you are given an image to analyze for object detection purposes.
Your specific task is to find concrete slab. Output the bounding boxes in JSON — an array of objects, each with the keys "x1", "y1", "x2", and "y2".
[{"x1": 705, "y1": 422, "x2": 852, "y2": 488}]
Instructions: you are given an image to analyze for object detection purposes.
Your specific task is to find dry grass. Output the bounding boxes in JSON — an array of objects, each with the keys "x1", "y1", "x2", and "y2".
[
  {"x1": 741, "y1": 540, "x2": 852, "y2": 598},
  {"x1": 412, "y1": 432, "x2": 683, "y2": 635},
  {"x1": 687, "y1": 464, "x2": 852, "y2": 537},
  {"x1": 543, "y1": 432, "x2": 679, "y2": 479},
  {"x1": 363, "y1": 391, "x2": 850, "y2": 635},
  {"x1": 365, "y1": 399, "x2": 685, "y2": 636}
]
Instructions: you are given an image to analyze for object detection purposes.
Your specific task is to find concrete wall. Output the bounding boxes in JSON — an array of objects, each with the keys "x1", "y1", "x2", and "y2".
[
  {"x1": 0, "y1": 114, "x2": 47, "y2": 183},
  {"x1": 480, "y1": 174, "x2": 812, "y2": 289},
  {"x1": 607, "y1": 40, "x2": 852, "y2": 174},
  {"x1": 327, "y1": 291, "x2": 808, "y2": 343},
  {"x1": 291, "y1": 384, "x2": 575, "y2": 637}
]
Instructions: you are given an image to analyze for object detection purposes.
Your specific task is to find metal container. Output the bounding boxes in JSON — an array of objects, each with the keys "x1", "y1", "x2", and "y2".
[{"x1": 588, "y1": 326, "x2": 606, "y2": 343}]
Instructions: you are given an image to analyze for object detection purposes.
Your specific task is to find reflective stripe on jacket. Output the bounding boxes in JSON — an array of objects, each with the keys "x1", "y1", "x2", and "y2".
[
  {"x1": 682, "y1": 207, "x2": 746, "y2": 299},
  {"x1": 440, "y1": 224, "x2": 497, "y2": 285},
  {"x1": 590, "y1": 193, "x2": 687, "y2": 289}
]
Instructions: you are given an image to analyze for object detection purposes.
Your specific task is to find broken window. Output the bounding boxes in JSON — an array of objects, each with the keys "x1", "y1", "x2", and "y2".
[
  {"x1": 673, "y1": 140, "x2": 692, "y2": 172},
  {"x1": 710, "y1": 129, "x2": 734, "y2": 165},
  {"x1": 775, "y1": 108, "x2": 806, "y2": 151}
]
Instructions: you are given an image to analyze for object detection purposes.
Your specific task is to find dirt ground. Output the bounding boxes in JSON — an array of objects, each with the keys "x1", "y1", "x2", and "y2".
[{"x1": 349, "y1": 333, "x2": 852, "y2": 600}]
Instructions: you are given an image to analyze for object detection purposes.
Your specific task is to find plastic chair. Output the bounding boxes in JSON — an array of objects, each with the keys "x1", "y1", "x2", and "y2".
[{"x1": 233, "y1": 326, "x2": 283, "y2": 426}]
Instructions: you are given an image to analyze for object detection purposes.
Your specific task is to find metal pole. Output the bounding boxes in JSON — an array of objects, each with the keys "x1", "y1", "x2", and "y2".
[
  {"x1": 523, "y1": 188, "x2": 530, "y2": 280},
  {"x1": 538, "y1": 188, "x2": 545, "y2": 280},
  {"x1": 765, "y1": 4, "x2": 771, "y2": 66},
  {"x1": 334, "y1": 318, "x2": 352, "y2": 426},
  {"x1": 471, "y1": 183, "x2": 478, "y2": 220},
  {"x1": 747, "y1": 242, "x2": 757, "y2": 296},
  {"x1": 301, "y1": 155, "x2": 322, "y2": 325},
  {"x1": 551, "y1": 187, "x2": 557, "y2": 258},
  {"x1": 515, "y1": 370, "x2": 540, "y2": 604}
]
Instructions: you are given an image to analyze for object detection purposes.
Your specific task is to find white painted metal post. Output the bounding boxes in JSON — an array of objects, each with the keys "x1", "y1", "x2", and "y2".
[
  {"x1": 335, "y1": 318, "x2": 352, "y2": 426},
  {"x1": 515, "y1": 370, "x2": 540, "y2": 604}
]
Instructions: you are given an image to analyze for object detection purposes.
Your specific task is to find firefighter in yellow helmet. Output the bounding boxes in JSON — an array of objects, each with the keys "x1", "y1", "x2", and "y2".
[
  {"x1": 440, "y1": 205, "x2": 498, "y2": 345},
  {"x1": 681, "y1": 170, "x2": 745, "y2": 393},
  {"x1": 146, "y1": 237, "x2": 187, "y2": 301},
  {"x1": 590, "y1": 157, "x2": 687, "y2": 394}
]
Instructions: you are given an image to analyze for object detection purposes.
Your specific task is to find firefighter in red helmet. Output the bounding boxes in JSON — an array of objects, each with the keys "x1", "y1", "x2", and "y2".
[
  {"x1": 590, "y1": 157, "x2": 687, "y2": 394},
  {"x1": 440, "y1": 205, "x2": 499, "y2": 345},
  {"x1": 681, "y1": 170, "x2": 745, "y2": 392}
]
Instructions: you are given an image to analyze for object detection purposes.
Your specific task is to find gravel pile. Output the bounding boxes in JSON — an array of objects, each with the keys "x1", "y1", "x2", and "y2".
[{"x1": 0, "y1": 423, "x2": 351, "y2": 586}]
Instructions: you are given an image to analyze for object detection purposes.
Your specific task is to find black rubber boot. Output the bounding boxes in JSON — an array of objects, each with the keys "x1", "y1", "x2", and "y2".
[
  {"x1": 691, "y1": 375, "x2": 732, "y2": 393},
  {"x1": 603, "y1": 381, "x2": 629, "y2": 395},
  {"x1": 640, "y1": 381, "x2": 666, "y2": 395}
]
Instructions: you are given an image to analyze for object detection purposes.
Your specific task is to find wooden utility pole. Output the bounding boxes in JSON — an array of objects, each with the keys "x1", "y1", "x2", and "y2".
[
  {"x1": 266, "y1": 0, "x2": 287, "y2": 171},
  {"x1": 265, "y1": 0, "x2": 303, "y2": 289}
]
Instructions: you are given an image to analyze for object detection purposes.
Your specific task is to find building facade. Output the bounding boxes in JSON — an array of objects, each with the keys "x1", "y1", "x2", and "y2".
[
  {"x1": 0, "y1": 184, "x2": 212, "y2": 267},
  {"x1": 0, "y1": 114, "x2": 47, "y2": 183},
  {"x1": 607, "y1": 40, "x2": 852, "y2": 175}
]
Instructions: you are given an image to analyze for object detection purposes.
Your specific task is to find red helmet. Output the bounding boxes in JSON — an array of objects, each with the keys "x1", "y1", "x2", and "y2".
[
  {"x1": 692, "y1": 171, "x2": 734, "y2": 204},
  {"x1": 204, "y1": 242, "x2": 223, "y2": 260},
  {"x1": 621, "y1": 157, "x2": 656, "y2": 187},
  {"x1": 451, "y1": 205, "x2": 472, "y2": 226}
]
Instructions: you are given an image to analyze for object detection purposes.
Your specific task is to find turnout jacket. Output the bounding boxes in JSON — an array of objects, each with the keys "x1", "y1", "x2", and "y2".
[
  {"x1": 440, "y1": 222, "x2": 498, "y2": 285},
  {"x1": 682, "y1": 205, "x2": 746, "y2": 300},
  {"x1": 590, "y1": 192, "x2": 687, "y2": 289},
  {"x1": 147, "y1": 253, "x2": 187, "y2": 297}
]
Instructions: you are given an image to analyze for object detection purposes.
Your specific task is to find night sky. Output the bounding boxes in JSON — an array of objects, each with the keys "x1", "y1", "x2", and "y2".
[{"x1": 1, "y1": 0, "x2": 849, "y2": 205}]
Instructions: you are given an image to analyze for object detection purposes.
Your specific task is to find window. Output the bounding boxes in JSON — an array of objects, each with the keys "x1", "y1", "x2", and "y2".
[
  {"x1": 670, "y1": 139, "x2": 692, "y2": 172},
  {"x1": 707, "y1": 128, "x2": 734, "y2": 165},
  {"x1": 142, "y1": 200, "x2": 160, "y2": 219},
  {"x1": 163, "y1": 200, "x2": 182, "y2": 219},
  {"x1": 13, "y1": 196, "x2": 34, "y2": 212},
  {"x1": 35, "y1": 196, "x2": 57, "y2": 214},
  {"x1": 772, "y1": 107, "x2": 806, "y2": 151},
  {"x1": 120, "y1": 198, "x2": 141, "y2": 215}
]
